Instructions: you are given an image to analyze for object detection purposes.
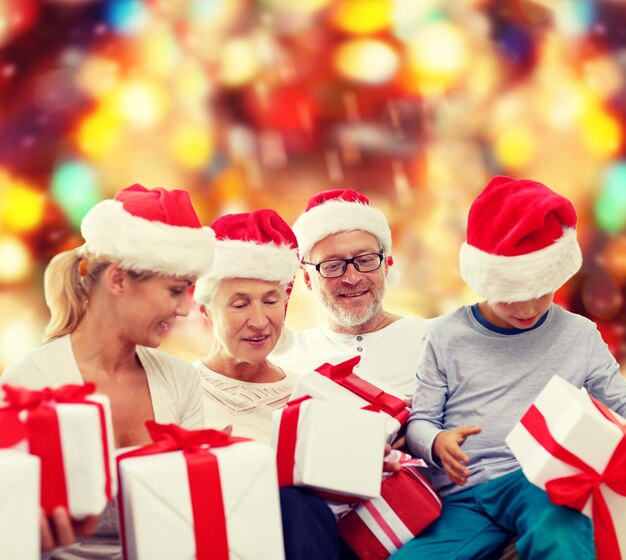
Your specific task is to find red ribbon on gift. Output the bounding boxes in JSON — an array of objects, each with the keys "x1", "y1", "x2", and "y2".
[
  {"x1": 0, "y1": 383, "x2": 114, "y2": 515},
  {"x1": 117, "y1": 421, "x2": 250, "y2": 560},
  {"x1": 520, "y1": 399, "x2": 626, "y2": 560},
  {"x1": 315, "y1": 357, "x2": 410, "y2": 425},
  {"x1": 276, "y1": 395, "x2": 311, "y2": 487}
]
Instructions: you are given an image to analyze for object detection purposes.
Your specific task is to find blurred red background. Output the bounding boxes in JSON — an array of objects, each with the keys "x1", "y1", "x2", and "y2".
[{"x1": 0, "y1": 0, "x2": 625, "y2": 370}]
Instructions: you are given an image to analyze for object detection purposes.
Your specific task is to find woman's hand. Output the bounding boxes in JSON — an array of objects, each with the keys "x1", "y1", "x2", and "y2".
[
  {"x1": 40, "y1": 507, "x2": 100, "y2": 551},
  {"x1": 432, "y1": 425, "x2": 481, "y2": 486}
]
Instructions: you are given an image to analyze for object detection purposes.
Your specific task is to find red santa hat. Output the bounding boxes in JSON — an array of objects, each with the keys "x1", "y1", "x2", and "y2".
[
  {"x1": 459, "y1": 176, "x2": 582, "y2": 303},
  {"x1": 194, "y1": 209, "x2": 300, "y2": 303},
  {"x1": 292, "y1": 188, "x2": 399, "y2": 286},
  {"x1": 79, "y1": 183, "x2": 215, "y2": 277}
]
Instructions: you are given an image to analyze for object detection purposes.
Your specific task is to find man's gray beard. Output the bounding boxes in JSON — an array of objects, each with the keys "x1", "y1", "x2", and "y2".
[{"x1": 312, "y1": 283, "x2": 384, "y2": 329}]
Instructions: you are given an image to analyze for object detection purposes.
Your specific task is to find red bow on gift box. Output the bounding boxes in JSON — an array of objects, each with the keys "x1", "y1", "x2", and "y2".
[
  {"x1": 0, "y1": 383, "x2": 113, "y2": 514},
  {"x1": 315, "y1": 356, "x2": 410, "y2": 424},
  {"x1": 0, "y1": 383, "x2": 96, "y2": 447},
  {"x1": 143, "y1": 421, "x2": 249, "y2": 452},
  {"x1": 521, "y1": 398, "x2": 626, "y2": 560},
  {"x1": 2, "y1": 383, "x2": 95, "y2": 408},
  {"x1": 117, "y1": 422, "x2": 250, "y2": 560}
]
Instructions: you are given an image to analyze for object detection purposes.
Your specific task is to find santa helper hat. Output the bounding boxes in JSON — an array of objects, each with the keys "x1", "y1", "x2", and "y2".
[
  {"x1": 79, "y1": 183, "x2": 215, "y2": 277},
  {"x1": 459, "y1": 176, "x2": 583, "y2": 303},
  {"x1": 194, "y1": 209, "x2": 300, "y2": 303},
  {"x1": 292, "y1": 188, "x2": 400, "y2": 287}
]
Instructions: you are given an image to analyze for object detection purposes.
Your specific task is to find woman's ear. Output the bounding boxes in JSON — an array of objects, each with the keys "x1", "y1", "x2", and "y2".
[{"x1": 103, "y1": 264, "x2": 126, "y2": 297}]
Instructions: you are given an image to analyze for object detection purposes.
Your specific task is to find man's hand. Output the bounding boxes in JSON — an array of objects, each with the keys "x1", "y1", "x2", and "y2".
[
  {"x1": 389, "y1": 397, "x2": 412, "y2": 451},
  {"x1": 433, "y1": 425, "x2": 481, "y2": 486},
  {"x1": 40, "y1": 507, "x2": 99, "y2": 551}
]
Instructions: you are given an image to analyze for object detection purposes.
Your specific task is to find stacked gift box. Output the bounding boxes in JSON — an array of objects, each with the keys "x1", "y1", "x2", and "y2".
[{"x1": 271, "y1": 356, "x2": 444, "y2": 559}]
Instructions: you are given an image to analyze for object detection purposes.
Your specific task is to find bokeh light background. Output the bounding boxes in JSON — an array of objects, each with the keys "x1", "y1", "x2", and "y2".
[{"x1": 1, "y1": 0, "x2": 625, "y2": 372}]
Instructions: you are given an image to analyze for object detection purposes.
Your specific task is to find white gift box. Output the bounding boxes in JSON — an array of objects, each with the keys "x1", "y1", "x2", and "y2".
[
  {"x1": 0, "y1": 450, "x2": 40, "y2": 560},
  {"x1": 21, "y1": 394, "x2": 118, "y2": 519},
  {"x1": 118, "y1": 439, "x2": 285, "y2": 560},
  {"x1": 506, "y1": 375, "x2": 626, "y2": 557},
  {"x1": 272, "y1": 398, "x2": 387, "y2": 499},
  {"x1": 290, "y1": 364, "x2": 408, "y2": 441}
]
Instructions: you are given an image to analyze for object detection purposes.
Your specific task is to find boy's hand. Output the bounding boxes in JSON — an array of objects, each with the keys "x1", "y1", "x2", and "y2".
[{"x1": 433, "y1": 425, "x2": 482, "y2": 486}]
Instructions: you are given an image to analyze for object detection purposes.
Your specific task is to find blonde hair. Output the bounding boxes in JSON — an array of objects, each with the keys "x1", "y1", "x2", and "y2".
[{"x1": 43, "y1": 250, "x2": 150, "y2": 341}]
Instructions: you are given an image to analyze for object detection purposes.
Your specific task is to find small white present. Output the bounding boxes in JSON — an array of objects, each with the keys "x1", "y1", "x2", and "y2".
[
  {"x1": 0, "y1": 450, "x2": 40, "y2": 560},
  {"x1": 272, "y1": 397, "x2": 387, "y2": 500},
  {"x1": 118, "y1": 422, "x2": 285, "y2": 560}
]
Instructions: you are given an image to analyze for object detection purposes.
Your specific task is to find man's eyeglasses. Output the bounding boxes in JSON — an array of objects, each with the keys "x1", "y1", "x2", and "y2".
[{"x1": 303, "y1": 252, "x2": 384, "y2": 279}]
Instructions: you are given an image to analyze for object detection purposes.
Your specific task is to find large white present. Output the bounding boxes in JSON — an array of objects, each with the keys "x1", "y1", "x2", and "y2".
[
  {"x1": 289, "y1": 356, "x2": 409, "y2": 442},
  {"x1": 1, "y1": 383, "x2": 117, "y2": 519},
  {"x1": 118, "y1": 421, "x2": 285, "y2": 560},
  {"x1": 272, "y1": 397, "x2": 387, "y2": 500},
  {"x1": 0, "y1": 450, "x2": 40, "y2": 560},
  {"x1": 505, "y1": 375, "x2": 626, "y2": 560}
]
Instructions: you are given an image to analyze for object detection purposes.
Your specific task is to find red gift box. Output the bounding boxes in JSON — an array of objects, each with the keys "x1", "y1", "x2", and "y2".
[{"x1": 339, "y1": 459, "x2": 442, "y2": 559}]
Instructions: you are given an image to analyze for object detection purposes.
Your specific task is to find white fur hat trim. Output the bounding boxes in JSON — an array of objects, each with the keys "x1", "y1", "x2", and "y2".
[
  {"x1": 80, "y1": 199, "x2": 215, "y2": 277},
  {"x1": 459, "y1": 228, "x2": 582, "y2": 303}
]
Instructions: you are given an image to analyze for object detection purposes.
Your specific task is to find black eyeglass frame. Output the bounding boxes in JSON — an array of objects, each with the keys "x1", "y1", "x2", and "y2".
[{"x1": 302, "y1": 252, "x2": 385, "y2": 278}]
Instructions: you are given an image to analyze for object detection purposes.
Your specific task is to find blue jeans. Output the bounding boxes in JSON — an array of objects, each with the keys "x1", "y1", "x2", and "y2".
[
  {"x1": 390, "y1": 469, "x2": 595, "y2": 560},
  {"x1": 280, "y1": 487, "x2": 340, "y2": 560}
]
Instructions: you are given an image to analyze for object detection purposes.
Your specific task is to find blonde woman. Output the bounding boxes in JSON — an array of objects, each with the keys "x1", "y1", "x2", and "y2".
[{"x1": 2, "y1": 184, "x2": 215, "y2": 558}]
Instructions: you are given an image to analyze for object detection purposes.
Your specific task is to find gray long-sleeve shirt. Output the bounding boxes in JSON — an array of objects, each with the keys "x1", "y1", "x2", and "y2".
[{"x1": 407, "y1": 304, "x2": 626, "y2": 497}]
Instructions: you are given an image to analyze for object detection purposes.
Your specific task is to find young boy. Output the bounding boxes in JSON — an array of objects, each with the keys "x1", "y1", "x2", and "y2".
[{"x1": 394, "y1": 176, "x2": 626, "y2": 559}]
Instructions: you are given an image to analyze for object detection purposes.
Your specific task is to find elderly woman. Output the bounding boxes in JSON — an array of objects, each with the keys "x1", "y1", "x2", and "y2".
[
  {"x1": 193, "y1": 209, "x2": 341, "y2": 560},
  {"x1": 1, "y1": 184, "x2": 215, "y2": 558},
  {"x1": 192, "y1": 209, "x2": 301, "y2": 442}
]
